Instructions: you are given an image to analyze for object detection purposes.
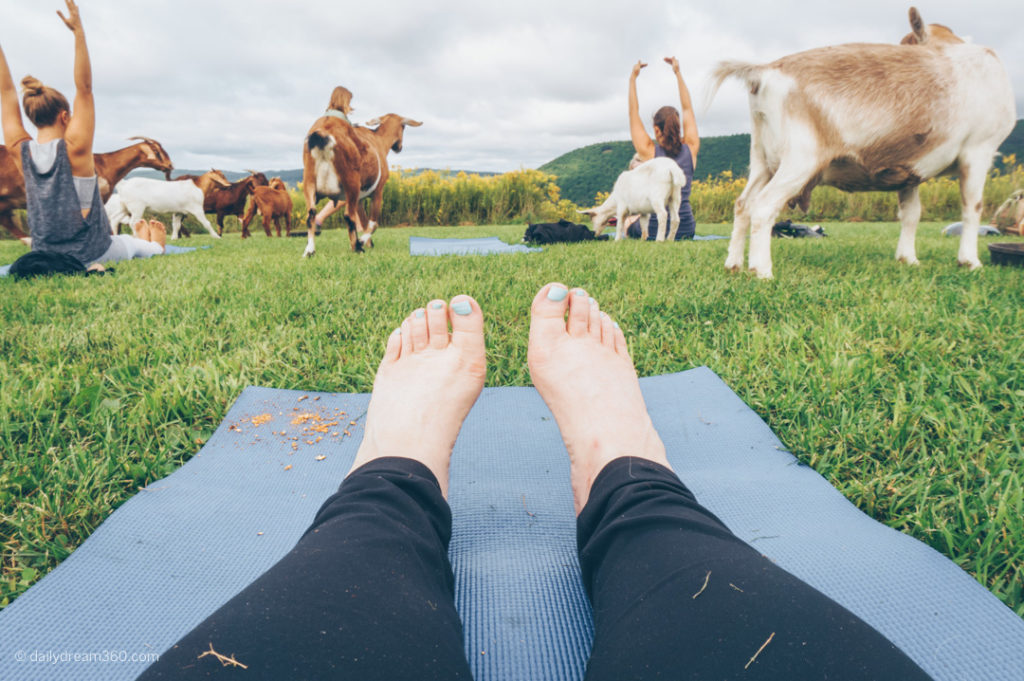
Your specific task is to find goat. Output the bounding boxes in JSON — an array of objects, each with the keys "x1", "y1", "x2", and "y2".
[
  {"x1": 578, "y1": 157, "x2": 686, "y2": 241},
  {"x1": 175, "y1": 170, "x2": 268, "y2": 235},
  {"x1": 709, "y1": 7, "x2": 1016, "y2": 278},
  {"x1": 107, "y1": 170, "x2": 231, "y2": 239},
  {"x1": 301, "y1": 112, "x2": 422, "y2": 257},
  {"x1": 241, "y1": 178, "x2": 293, "y2": 237},
  {"x1": 1, "y1": 137, "x2": 174, "y2": 243}
]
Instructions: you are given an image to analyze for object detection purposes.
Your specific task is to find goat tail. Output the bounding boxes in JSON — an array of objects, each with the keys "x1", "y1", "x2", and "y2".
[
  {"x1": 307, "y1": 130, "x2": 331, "y2": 152},
  {"x1": 704, "y1": 60, "x2": 763, "y2": 111}
]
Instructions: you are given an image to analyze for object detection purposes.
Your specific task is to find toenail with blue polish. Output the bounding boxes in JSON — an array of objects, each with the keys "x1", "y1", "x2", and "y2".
[
  {"x1": 547, "y1": 286, "x2": 568, "y2": 301},
  {"x1": 575, "y1": 289, "x2": 586, "y2": 297},
  {"x1": 589, "y1": 297, "x2": 596, "y2": 305},
  {"x1": 415, "y1": 309, "x2": 425, "y2": 318},
  {"x1": 613, "y1": 322, "x2": 620, "y2": 329},
  {"x1": 452, "y1": 301, "x2": 472, "y2": 316},
  {"x1": 431, "y1": 302, "x2": 443, "y2": 310}
]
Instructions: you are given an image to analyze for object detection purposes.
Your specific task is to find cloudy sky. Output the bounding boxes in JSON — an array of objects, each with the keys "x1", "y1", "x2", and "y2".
[{"x1": 3, "y1": 0, "x2": 1021, "y2": 173}]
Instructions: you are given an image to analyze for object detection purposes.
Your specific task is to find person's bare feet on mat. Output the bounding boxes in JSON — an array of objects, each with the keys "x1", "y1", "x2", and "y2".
[
  {"x1": 348, "y1": 296, "x2": 486, "y2": 498},
  {"x1": 527, "y1": 283, "x2": 670, "y2": 514}
]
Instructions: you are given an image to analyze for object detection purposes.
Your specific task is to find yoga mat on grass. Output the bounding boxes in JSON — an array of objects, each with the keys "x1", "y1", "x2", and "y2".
[
  {"x1": 1, "y1": 368, "x2": 1022, "y2": 681},
  {"x1": 410, "y1": 236, "x2": 542, "y2": 256}
]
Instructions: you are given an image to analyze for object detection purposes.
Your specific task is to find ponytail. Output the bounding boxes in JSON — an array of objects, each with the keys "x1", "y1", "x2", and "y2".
[{"x1": 653, "y1": 106, "x2": 682, "y2": 157}]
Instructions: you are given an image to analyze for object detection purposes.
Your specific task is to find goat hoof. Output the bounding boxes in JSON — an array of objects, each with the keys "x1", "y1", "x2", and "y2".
[{"x1": 958, "y1": 258, "x2": 982, "y2": 270}]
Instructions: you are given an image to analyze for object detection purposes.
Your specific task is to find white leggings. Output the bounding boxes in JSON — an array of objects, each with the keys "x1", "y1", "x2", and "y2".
[{"x1": 88, "y1": 235, "x2": 163, "y2": 267}]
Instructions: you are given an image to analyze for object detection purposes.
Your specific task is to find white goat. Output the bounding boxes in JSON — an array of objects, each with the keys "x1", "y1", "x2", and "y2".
[
  {"x1": 107, "y1": 171, "x2": 230, "y2": 239},
  {"x1": 579, "y1": 157, "x2": 686, "y2": 241},
  {"x1": 709, "y1": 7, "x2": 1016, "y2": 279}
]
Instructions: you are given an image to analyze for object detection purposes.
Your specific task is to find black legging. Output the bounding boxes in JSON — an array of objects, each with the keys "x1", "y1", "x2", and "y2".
[{"x1": 139, "y1": 457, "x2": 931, "y2": 680}]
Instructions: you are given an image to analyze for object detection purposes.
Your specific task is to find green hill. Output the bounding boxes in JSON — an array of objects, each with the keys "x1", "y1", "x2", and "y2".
[{"x1": 542, "y1": 119, "x2": 1024, "y2": 207}]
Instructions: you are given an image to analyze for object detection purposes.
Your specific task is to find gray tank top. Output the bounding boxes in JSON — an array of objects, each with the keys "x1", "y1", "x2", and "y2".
[{"x1": 21, "y1": 138, "x2": 111, "y2": 264}]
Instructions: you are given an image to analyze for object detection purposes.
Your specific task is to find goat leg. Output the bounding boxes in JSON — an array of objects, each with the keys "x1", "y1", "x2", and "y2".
[{"x1": 344, "y1": 214, "x2": 364, "y2": 253}]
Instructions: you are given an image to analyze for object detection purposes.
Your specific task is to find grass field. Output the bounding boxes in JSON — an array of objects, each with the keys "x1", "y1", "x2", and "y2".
[{"x1": 1, "y1": 222, "x2": 1022, "y2": 617}]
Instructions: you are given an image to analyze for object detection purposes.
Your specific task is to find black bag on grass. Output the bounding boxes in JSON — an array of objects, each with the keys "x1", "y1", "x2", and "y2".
[
  {"x1": 9, "y1": 251, "x2": 87, "y2": 279},
  {"x1": 523, "y1": 219, "x2": 608, "y2": 244}
]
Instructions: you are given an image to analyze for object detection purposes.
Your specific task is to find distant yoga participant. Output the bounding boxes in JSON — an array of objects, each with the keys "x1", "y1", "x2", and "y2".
[
  {"x1": 628, "y1": 56, "x2": 699, "y2": 240},
  {"x1": 139, "y1": 285, "x2": 931, "y2": 680},
  {"x1": 0, "y1": 0, "x2": 164, "y2": 272}
]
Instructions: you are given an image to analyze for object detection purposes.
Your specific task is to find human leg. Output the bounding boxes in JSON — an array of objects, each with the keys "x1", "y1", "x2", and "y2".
[
  {"x1": 527, "y1": 284, "x2": 931, "y2": 680},
  {"x1": 87, "y1": 234, "x2": 163, "y2": 267},
  {"x1": 139, "y1": 296, "x2": 485, "y2": 680}
]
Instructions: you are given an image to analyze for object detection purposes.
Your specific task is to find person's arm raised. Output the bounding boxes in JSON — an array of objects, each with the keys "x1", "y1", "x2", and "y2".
[
  {"x1": 628, "y1": 60, "x2": 655, "y2": 161},
  {"x1": 59, "y1": 0, "x2": 96, "y2": 176},
  {"x1": 0, "y1": 42, "x2": 31, "y2": 155},
  {"x1": 665, "y1": 57, "x2": 699, "y2": 167}
]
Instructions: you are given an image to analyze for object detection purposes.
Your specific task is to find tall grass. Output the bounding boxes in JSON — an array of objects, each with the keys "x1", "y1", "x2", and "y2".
[{"x1": 691, "y1": 163, "x2": 1024, "y2": 224}]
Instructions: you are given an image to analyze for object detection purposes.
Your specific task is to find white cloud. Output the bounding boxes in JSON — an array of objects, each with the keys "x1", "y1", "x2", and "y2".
[{"x1": 3, "y1": 0, "x2": 1020, "y2": 172}]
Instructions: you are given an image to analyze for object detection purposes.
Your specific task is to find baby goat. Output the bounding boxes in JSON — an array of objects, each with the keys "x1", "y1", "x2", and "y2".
[{"x1": 579, "y1": 157, "x2": 686, "y2": 242}]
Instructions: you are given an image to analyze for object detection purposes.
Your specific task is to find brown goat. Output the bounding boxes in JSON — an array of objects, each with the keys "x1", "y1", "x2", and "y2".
[
  {"x1": 1, "y1": 136, "x2": 174, "y2": 243},
  {"x1": 300, "y1": 112, "x2": 422, "y2": 256},
  {"x1": 175, "y1": 170, "x2": 268, "y2": 235},
  {"x1": 242, "y1": 178, "x2": 293, "y2": 237}
]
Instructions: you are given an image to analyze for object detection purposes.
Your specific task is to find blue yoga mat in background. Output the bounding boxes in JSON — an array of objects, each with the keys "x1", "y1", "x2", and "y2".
[
  {"x1": 0, "y1": 368, "x2": 1021, "y2": 680},
  {"x1": 410, "y1": 236, "x2": 542, "y2": 256}
]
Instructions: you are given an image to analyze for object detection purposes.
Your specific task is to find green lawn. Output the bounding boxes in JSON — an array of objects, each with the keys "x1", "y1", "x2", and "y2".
[{"x1": 1, "y1": 222, "x2": 1022, "y2": 617}]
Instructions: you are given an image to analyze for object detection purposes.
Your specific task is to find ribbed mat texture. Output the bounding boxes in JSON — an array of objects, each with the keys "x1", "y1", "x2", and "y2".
[
  {"x1": 0, "y1": 368, "x2": 1021, "y2": 680},
  {"x1": 409, "y1": 236, "x2": 542, "y2": 256}
]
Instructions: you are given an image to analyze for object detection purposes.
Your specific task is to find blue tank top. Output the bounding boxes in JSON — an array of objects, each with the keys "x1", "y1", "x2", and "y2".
[
  {"x1": 639, "y1": 143, "x2": 695, "y2": 240},
  {"x1": 21, "y1": 139, "x2": 112, "y2": 264},
  {"x1": 654, "y1": 143, "x2": 694, "y2": 203}
]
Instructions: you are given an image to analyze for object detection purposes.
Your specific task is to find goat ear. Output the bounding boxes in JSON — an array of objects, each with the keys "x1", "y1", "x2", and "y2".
[
  {"x1": 401, "y1": 118, "x2": 423, "y2": 127},
  {"x1": 908, "y1": 7, "x2": 926, "y2": 44},
  {"x1": 364, "y1": 117, "x2": 381, "y2": 127},
  {"x1": 577, "y1": 208, "x2": 598, "y2": 217}
]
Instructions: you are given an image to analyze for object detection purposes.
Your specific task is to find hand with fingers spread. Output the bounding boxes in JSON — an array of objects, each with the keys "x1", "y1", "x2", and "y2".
[
  {"x1": 57, "y1": 0, "x2": 84, "y2": 33},
  {"x1": 630, "y1": 60, "x2": 647, "y2": 80},
  {"x1": 664, "y1": 56, "x2": 680, "y2": 74}
]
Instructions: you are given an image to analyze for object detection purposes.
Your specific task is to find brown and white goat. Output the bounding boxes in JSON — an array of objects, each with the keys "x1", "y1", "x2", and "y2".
[
  {"x1": 176, "y1": 170, "x2": 268, "y2": 236},
  {"x1": 0, "y1": 137, "x2": 174, "y2": 243},
  {"x1": 300, "y1": 113, "x2": 422, "y2": 256},
  {"x1": 242, "y1": 178, "x2": 293, "y2": 237},
  {"x1": 710, "y1": 7, "x2": 1016, "y2": 278},
  {"x1": 107, "y1": 170, "x2": 231, "y2": 239}
]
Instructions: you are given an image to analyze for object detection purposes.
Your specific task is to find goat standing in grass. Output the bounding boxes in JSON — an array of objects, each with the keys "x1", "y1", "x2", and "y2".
[
  {"x1": 300, "y1": 86, "x2": 421, "y2": 256},
  {"x1": 579, "y1": 157, "x2": 686, "y2": 241},
  {"x1": 107, "y1": 170, "x2": 231, "y2": 239},
  {"x1": 710, "y1": 7, "x2": 1016, "y2": 279}
]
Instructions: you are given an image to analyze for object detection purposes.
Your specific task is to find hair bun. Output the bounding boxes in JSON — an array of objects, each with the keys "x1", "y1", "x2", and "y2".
[{"x1": 21, "y1": 76, "x2": 46, "y2": 97}]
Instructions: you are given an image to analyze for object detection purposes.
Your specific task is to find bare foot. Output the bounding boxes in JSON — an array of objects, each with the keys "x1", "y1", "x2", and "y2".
[
  {"x1": 527, "y1": 283, "x2": 669, "y2": 514},
  {"x1": 148, "y1": 219, "x2": 167, "y2": 251},
  {"x1": 348, "y1": 296, "x2": 486, "y2": 497},
  {"x1": 133, "y1": 220, "x2": 150, "y2": 241}
]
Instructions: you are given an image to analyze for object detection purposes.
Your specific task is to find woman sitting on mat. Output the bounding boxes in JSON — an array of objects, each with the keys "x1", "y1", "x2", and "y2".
[
  {"x1": 628, "y1": 56, "x2": 699, "y2": 241},
  {"x1": 0, "y1": 0, "x2": 164, "y2": 271},
  {"x1": 140, "y1": 285, "x2": 930, "y2": 681}
]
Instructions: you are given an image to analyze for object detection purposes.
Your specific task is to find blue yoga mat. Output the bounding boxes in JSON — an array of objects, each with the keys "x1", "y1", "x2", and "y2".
[
  {"x1": 0, "y1": 244, "x2": 203, "y2": 277},
  {"x1": 0, "y1": 368, "x2": 1021, "y2": 680},
  {"x1": 410, "y1": 236, "x2": 542, "y2": 256}
]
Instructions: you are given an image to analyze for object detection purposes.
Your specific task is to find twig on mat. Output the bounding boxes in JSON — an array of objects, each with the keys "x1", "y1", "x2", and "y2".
[
  {"x1": 198, "y1": 642, "x2": 249, "y2": 669},
  {"x1": 744, "y1": 632, "x2": 775, "y2": 670},
  {"x1": 692, "y1": 570, "x2": 711, "y2": 599}
]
